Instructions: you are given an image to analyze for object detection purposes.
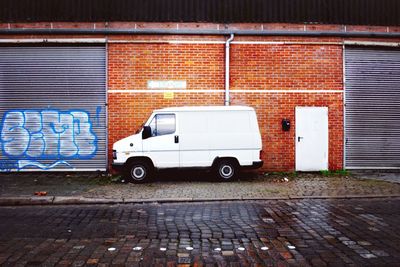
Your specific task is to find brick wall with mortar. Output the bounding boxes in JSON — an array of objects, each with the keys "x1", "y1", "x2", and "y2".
[{"x1": 108, "y1": 37, "x2": 344, "y2": 171}]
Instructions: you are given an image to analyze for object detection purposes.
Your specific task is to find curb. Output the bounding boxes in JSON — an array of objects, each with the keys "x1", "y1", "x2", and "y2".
[
  {"x1": 0, "y1": 196, "x2": 55, "y2": 206},
  {"x1": 53, "y1": 196, "x2": 124, "y2": 205},
  {"x1": 0, "y1": 194, "x2": 400, "y2": 206}
]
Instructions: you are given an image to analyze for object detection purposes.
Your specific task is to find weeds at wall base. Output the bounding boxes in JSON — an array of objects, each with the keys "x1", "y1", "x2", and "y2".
[{"x1": 320, "y1": 170, "x2": 350, "y2": 177}]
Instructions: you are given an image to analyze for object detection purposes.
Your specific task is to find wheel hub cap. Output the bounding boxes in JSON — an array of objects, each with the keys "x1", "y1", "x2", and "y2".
[
  {"x1": 220, "y1": 165, "x2": 233, "y2": 178},
  {"x1": 132, "y1": 167, "x2": 145, "y2": 180}
]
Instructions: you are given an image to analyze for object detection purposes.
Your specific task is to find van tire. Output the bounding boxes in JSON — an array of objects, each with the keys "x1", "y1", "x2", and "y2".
[
  {"x1": 125, "y1": 161, "x2": 153, "y2": 183},
  {"x1": 214, "y1": 159, "x2": 238, "y2": 181}
]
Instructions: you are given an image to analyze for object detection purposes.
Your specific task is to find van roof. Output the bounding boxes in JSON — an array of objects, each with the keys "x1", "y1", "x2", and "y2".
[{"x1": 154, "y1": 106, "x2": 255, "y2": 112}]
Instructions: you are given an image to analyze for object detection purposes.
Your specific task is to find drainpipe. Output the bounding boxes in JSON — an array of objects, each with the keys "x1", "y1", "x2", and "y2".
[{"x1": 225, "y1": 34, "x2": 234, "y2": 106}]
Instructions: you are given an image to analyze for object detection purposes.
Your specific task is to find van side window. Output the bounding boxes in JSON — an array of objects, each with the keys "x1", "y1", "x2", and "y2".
[{"x1": 149, "y1": 114, "x2": 176, "y2": 136}]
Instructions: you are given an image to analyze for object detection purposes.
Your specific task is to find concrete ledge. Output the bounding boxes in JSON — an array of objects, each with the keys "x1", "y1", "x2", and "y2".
[
  {"x1": 53, "y1": 196, "x2": 124, "y2": 205},
  {"x1": 345, "y1": 194, "x2": 400, "y2": 199},
  {"x1": 0, "y1": 194, "x2": 399, "y2": 206},
  {"x1": 0, "y1": 196, "x2": 54, "y2": 206},
  {"x1": 242, "y1": 196, "x2": 289, "y2": 200},
  {"x1": 30, "y1": 196, "x2": 55, "y2": 204},
  {"x1": 123, "y1": 198, "x2": 151, "y2": 203},
  {"x1": 192, "y1": 197, "x2": 241, "y2": 202},
  {"x1": 289, "y1": 195, "x2": 346, "y2": 199},
  {"x1": 124, "y1": 198, "x2": 193, "y2": 203}
]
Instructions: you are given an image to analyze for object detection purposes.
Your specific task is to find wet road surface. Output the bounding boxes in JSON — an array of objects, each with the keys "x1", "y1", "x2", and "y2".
[{"x1": 0, "y1": 198, "x2": 399, "y2": 266}]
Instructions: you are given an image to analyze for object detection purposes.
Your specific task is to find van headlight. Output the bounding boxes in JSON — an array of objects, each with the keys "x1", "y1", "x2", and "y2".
[{"x1": 112, "y1": 150, "x2": 117, "y2": 159}]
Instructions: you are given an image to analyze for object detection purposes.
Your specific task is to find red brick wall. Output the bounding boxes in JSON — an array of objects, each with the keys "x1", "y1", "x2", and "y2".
[
  {"x1": 230, "y1": 44, "x2": 343, "y2": 91},
  {"x1": 107, "y1": 37, "x2": 344, "y2": 172},
  {"x1": 108, "y1": 43, "x2": 224, "y2": 90}
]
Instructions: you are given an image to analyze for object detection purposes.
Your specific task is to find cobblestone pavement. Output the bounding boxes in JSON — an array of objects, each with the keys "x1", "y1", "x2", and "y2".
[
  {"x1": 352, "y1": 170, "x2": 400, "y2": 184},
  {"x1": 85, "y1": 174, "x2": 400, "y2": 200},
  {"x1": 0, "y1": 172, "x2": 105, "y2": 197},
  {"x1": 1, "y1": 171, "x2": 400, "y2": 199},
  {"x1": 0, "y1": 198, "x2": 399, "y2": 266}
]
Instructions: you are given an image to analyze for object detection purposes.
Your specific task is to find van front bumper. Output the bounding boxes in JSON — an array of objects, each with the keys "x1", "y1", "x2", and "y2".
[{"x1": 111, "y1": 162, "x2": 125, "y2": 172}]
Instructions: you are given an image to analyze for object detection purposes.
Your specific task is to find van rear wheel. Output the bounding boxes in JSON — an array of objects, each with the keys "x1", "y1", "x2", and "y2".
[
  {"x1": 125, "y1": 161, "x2": 152, "y2": 183},
  {"x1": 215, "y1": 159, "x2": 237, "y2": 181}
]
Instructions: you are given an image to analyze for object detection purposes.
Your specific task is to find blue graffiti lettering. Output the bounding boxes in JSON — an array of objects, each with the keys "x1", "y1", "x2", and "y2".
[
  {"x1": 17, "y1": 159, "x2": 73, "y2": 170},
  {"x1": 0, "y1": 109, "x2": 97, "y2": 165},
  {"x1": 0, "y1": 159, "x2": 19, "y2": 172}
]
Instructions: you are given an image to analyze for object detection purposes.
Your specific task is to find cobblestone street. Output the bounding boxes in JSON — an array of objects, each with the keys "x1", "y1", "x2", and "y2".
[{"x1": 0, "y1": 198, "x2": 399, "y2": 266}]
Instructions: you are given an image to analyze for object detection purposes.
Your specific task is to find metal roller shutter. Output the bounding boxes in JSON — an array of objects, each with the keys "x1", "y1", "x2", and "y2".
[
  {"x1": 344, "y1": 47, "x2": 400, "y2": 169},
  {"x1": 0, "y1": 45, "x2": 106, "y2": 171}
]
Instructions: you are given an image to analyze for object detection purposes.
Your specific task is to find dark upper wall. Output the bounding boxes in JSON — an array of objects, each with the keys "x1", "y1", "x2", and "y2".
[{"x1": 1, "y1": 0, "x2": 399, "y2": 26}]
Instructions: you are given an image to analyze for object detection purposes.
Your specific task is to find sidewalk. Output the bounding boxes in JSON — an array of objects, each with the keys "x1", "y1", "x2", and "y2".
[
  {"x1": 0, "y1": 170, "x2": 400, "y2": 205},
  {"x1": 351, "y1": 170, "x2": 400, "y2": 184}
]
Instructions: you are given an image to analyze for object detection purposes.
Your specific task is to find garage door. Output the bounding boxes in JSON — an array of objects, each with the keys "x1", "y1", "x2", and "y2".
[
  {"x1": 0, "y1": 45, "x2": 106, "y2": 171},
  {"x1": 345, "y1": 47, "x2": 400, "y2": 169}
]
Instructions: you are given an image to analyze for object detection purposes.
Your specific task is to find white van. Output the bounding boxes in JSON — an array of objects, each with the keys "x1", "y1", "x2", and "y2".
[{"x1": 112, "y1": 106, "x2": 263, "y2": 182}]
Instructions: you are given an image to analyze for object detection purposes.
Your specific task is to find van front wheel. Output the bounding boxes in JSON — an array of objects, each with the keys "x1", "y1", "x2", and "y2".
[
  {"x1": 215, "y1": 160, "x2": 238, "y2": 181},
  {"x1": 125, "y1": 161, "x2": 152, "y2": 183}
]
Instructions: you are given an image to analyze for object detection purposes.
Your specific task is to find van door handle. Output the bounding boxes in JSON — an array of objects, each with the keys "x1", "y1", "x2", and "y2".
[
  {"x1": 298, "y1": 136, "x2": 303, "y2": 142},
  {"x1": 174, "y1": 135, "x2": 179, "y2": 143}
]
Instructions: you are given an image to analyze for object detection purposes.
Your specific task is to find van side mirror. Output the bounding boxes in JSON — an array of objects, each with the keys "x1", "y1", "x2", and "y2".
[{"x1": 142, "y1": 126, "x2": 152, "y2": 139}]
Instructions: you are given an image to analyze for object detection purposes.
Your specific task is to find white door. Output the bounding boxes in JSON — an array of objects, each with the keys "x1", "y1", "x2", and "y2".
[
  {"x1": 296, "y1": 107, "x2": 328, "y2": 171},
  {"x1": 142, "y1": 113, "x2": 180, "y2": 168}
]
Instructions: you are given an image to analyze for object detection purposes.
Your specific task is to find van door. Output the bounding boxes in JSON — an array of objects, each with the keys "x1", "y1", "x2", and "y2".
[
  {"x1": 142, "y1": 113, "x2": 179, "y2": 168},
  {"x1": 179, "y1": 111, "x2": 210, "y2": 167}
]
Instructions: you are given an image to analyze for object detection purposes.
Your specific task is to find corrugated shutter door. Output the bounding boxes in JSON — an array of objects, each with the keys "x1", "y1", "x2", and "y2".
[
  {"x1": 345, "y1": 47, "x2": 400, "y2": 169},
  {"x1": 0, "y1": 46, "x2": 106, "y2": 171}
]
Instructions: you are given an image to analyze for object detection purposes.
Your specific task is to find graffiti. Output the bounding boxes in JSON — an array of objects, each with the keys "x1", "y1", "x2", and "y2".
[
  {"x1": 0, "y1": 109, "x2": 97, "y2": 171},
  {"x1": 0, "y1": 159, "x2": 19, "y2": 172},
  {"x1": 17, "y1": 159, "x2": 72, "y2": 170}
]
